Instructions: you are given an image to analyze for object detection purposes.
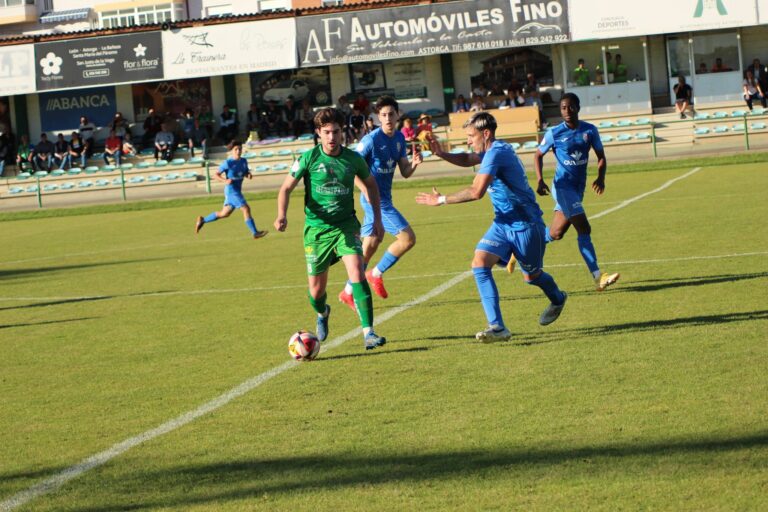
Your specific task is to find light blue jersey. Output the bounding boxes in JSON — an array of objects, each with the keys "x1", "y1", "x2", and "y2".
[
  {"x1": 477, "y1": 140, "x2": 543, "y2": 229},
  {"x1": 356, "y1": 127, "x2": 407, "y2": 205},
  {"x1": 219, "y1": 157, "x2": 250, "y2": 208},
  {"x1": 538, "y1": 121, "x2": 603, "y2": 189}
]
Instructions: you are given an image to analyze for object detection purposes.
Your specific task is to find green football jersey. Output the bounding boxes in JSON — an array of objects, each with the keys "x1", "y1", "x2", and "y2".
[{"x1": 290, "y1": 145, "x2": 370, "y2": 229}]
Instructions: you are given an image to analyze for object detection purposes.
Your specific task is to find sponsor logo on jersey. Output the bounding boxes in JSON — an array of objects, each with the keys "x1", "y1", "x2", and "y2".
[
  {"x1": 480, "y1": 238, "x2": 501, "y2": 247},
  {"x1": 563, "y1": 150, "x2": 587, "y2": 166}
]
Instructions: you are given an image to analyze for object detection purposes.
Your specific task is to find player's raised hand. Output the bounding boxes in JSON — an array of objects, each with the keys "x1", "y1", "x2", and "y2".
[
  {"x1": 274, "y1": 216, "x2": 288, "y2": 232},
  {"x1": 592, "y1": 177, "x2": 605, "y2": 195},
  {"x1": 416, "y1": 186, "x2": 442, "y2": 206},
  {"x1": 536, "y1": 180, "x2": 550, "y2": 196},
  {"x1": 411, "y1": 142, "x2": 423, "y2": 166}
]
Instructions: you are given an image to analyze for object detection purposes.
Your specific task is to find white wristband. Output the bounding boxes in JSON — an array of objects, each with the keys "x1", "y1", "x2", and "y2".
[{"x1": 437, "y1": 195, "x2": 446, "y2": 205}]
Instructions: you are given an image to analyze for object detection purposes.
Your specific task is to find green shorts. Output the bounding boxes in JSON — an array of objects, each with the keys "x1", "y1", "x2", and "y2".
[{"x1": 303, "y1": 219, "x2": 362, "y2": 276}]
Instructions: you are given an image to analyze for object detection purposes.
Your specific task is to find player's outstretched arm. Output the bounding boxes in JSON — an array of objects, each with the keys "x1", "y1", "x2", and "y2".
[
  {"x1": 592, "y1": 147, "x2": 607, "y2": 195},
  {"x1": 274, "y1": 174, "x2": 299, "y2": 232},
  {"x1": 429, "y1": 137, "x2": 481, "y2": 167},
  {"x1": 398, "y1": 142, "x2": 422, "y2": 179},
  {"x1": 533, "y1": 149, "x2": 550, "y2": 196},
  {"x1": 416, "y1": 173, "x2": 492, "y2": 206},
  {"x1": 359, "y1": 175, "x2": 384, "y2": 241}
]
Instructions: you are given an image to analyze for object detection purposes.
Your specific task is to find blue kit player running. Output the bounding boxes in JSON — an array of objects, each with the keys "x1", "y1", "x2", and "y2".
[
  {"x1": 532, "y1": 93, "x2": 619, "y2": 291},
  {"x1": 416, "y1": 112, "x2": 567, "y2": 341},
  {"x1": 195, "y1": 140, "x2": 268, "y2": 239},
  {"x1": 338, "y1": 95, "x2": 423, "y2": 309}
]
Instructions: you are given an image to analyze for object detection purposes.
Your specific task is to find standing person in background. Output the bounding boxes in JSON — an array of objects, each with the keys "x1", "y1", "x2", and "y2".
[
  {"x1": 613, "y1": 54, "x2": 628, "y2": 83},
  {"x1": 417, "y1": 112, "x2": 568, "y2": 341},
  {"x1": 111, "y1": 112, "x2": 131, "y2": 141},
  {"x1": 573, "y1": 59, "x2": 590, "y2": 86},
  {"x1": 532, "y1": 92, "x2": 620, "y2": 292},
  {"x1": 142, "y1": 108, "x2": 163, "y2": 149},
  {"x1": 218, "y1": 104, "x2": 239, "y2": 142},
  {"x1": 195, "y1": 140, "x2": 268, "y2": 240},
  {"x1": 338, "y1": 96, "x2": 423, "y2": 308},
  {"x1": 353, "y1": 93, "x2": 370, "y2": 117},
  {"x1": 79, "y1": 116, "x2": 96, "y2": 160},
  {"x1": 186, "y1": 120, "x2": 208, "y2": 159},
  {"x1": 273, "y1": 108, "x2": 387, "y2": 350}
]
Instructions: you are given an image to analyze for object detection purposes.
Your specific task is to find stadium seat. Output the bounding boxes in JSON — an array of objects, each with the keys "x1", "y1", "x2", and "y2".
[
  {"x1": 67, "y1": 168, "x2": 82, "y2": 175},
  {"x1": 33, "y1": 171, "x2": 48, "y2": 178},
  {"x1": 635, "y1": 132, "x2": 651, "y2": 140},
  {"x1": 511, "y1": 142, "x2": 521, "y2": 150},
  {"x1": 165, "y1": 173, "x2": 180, "y2": 180},
  {"x1": 25, "y1": 185, "x2": 39, "y2": 193},
  {"x1": 694, "y1": 127, "x2": 710, "y2": 135},
  {"x1": 60, "y1": 182, "x2": 75, "y2": 190},
  {"x1": 9, "y1": 186, "x2": 23, "y2": 194},
  {"x1": 600, "y1": 135, "x2": 614, "y2": 143},
  {"x1": 616, "y1": 120, "x2": 632, "y2": 127},
  {"x1": 140, "y1": 148, "x2": 154, "y2": 155},
  {"x1": 50, "y1": 169, "x2": 65, "y2": 177},
  {"x1": 712, "y1": 111, "x2": 728, "y2": 119},
  {"x1": 170, "y1": 158, "x2": 186, "y2": 166},
  {"x1": 95, "y1": 179, "x2": 110, "y2": 187},
  {"x1": 281, "y1": 136, "x2": 296, "y2": 143},
  {"x1": 181, "y1": 171, "x2": 197, "y2": 179},
  {"x1": 15, "y1": 172, "x2": 31, "y2": 179},
  {"x1": 694, "y1": 112, "x2": 710, "y2": 120},
  {"x1": 100, "y1": 165, "x2": 116, "y2": 172},
  {"x1": 420, "y1": 150, "x2": 433, "y2": 159},
  {"x1": 120, "y1": 163, "x2": 134, "y2": 170},
  {"x1": 188, "y1": 156, "x2": 205, "y2": 164},
  {"x1": 253, "y1": 165, "x2": 270, "y2": 172},
  {"x1": 128, "y1": 176, "x2": 145, "y2": 183},
  {"x1": 522, "y1": 140, "x2": 539, "y2": 149},
  {"x1": 294, "y1": 147, "x2": 310, "y2": 156},
  {"x1": 154, "y1": 160, "x2": 168, "y2": 167},
  {"x1": 271, "y1": 163, "x2": 289, "y2": 172},
  {"x1": 78, "y1": 180, "x2": 93, "y2": 188},
  {"x1": 634, "y1": 117, "x2": 651, "y2": 125},
  {"x1": 277, "y1": 149, "x2": 293, "y2": 156},
  {"x1": 731, "y1": 124, "x2": 745, "y2": 131},
  {"x1": 242, "y1": 152, "x2": 257, "y2": 159},
  {"x1": 731, "y1": 110, "x2": 748, "y2": 117},
  {"x1": 616, "y1": 133, "x2": 632, "y2": 142},
  {"x1": 147, "y1": 174, "x2": 163, "y2": 182},
  {"x1": 751, "y1": 122, "x2": 767, "y2": 130},
  {"x1": 43, "y1": 184, "x2": 58, "y2": 191},
  {"x1": 713, "y1": 125, "x2": 729, "y2": 133},
  {"x1": 297, "y1": 133, "x2": 315, "y2": 141},
  {"x1": 598, "y1": 121, "x2": 614, "y2": 128},
  {"x1": 84, "y1": 166, "x2": 99, "y2": 174},
  {"x1": 750, "y1": 107, "x2": 766, "y2": 115},
  {"x1": 111, "y1": 177, "x2": 124, "y2": 185},
  {"x1": 259, "y1": 150, "x2": 275, "y2": 158},
  {"x1": 136, "y1": 162, "x2": 152, "y2": 169}
]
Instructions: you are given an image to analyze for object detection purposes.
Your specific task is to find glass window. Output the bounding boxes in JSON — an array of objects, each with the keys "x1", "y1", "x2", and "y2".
[
  {"x1": 667, "y1": 36, "x2": 691, "y2": 77},
  {"x1": 564, "y1": 41, "x2": 606, "y2": 87},
  {"x1": 693, "y1": 31, "x2": 738, "y2": 74},
  {"x1": 604, "y1": 40, "x2": 645, "y2": 83}
]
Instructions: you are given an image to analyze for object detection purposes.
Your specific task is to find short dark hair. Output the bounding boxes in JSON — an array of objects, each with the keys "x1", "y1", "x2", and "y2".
[
  {"x1": 313, "y1": 108, "x2": 346, "y2": 130},
  {"x1": 375, "y1": 95, "x2": 398, "y2": 113},
  {"x1": 226, "y1": 139, "x2": 242, "y2": 151},
  {"x1": 463, "y1": 112, "x2": 497, "y2": 133},
  {"x1": 561, "y1": 92, "x2": 581, "y2": 107}
]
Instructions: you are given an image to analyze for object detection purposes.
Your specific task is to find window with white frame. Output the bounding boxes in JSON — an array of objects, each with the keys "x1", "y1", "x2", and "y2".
[{"x1": 99, "y1": 3, "x2": 185, "y2": 28}]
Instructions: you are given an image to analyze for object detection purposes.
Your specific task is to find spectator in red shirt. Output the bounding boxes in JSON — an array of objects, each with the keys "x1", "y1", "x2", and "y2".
[
  {"x1": 103, "y1": 129, "x2": 122, "y2": 166},
  {"x1": 353, "y1": 93, "x2": 370, "y2": 116}
]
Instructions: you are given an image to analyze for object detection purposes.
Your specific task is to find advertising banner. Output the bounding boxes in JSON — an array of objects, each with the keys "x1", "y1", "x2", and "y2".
[
  {"x1": 570, "y1": 0, "x2": 759, "y2": 40},
  {"x1": 385, "y1": 58, "x2": 427, "y2": 99},
  {"x1": 0, "y1": 44, "x2": 35, "y2": 96},
  {"x1": 297, "y1": 0, "x2": 569, "y2": 66},
  {"x1": 759, "y1": 0, "x2": 768, "y2": 23},
  {"x1": 162, "y1": 18, "x2": 296, "y2": 79},
  {"x1": 38, "y1": 86, "x2": 117, "y2": 132},
  {"x1": 250, "y1": 67, "x2": 331, "y2": 107},
  {"x1": 35, "y1": 33, "x2": 163, "y2": 91}
]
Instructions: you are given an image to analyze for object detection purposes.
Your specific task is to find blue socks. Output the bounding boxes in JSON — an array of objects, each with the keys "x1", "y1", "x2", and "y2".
[
  {"x1": 203, "y1": 212, "x2": 218, "y2": 223},
  {"x1": 473, "y1": 267, "x2": 504, "y2": 328},
  {"x1": 374, "y1": 251, "x2": 399, "y2": 275},
  {"x1": 577, "y1": 233, "x2": 600, "y2": 274},
  {"x1": 245, "y1": 218, "x2": 258, "y2": 236},
  {"x1": 545, "y1": 230, "x2": 554, "y2": 243},
  {"x1": 527, "y1": 271, "x2": 565, "y2": 305}
]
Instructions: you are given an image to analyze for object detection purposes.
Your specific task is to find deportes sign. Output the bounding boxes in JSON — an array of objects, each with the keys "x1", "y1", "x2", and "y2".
[
  {"x1": 0, "y1": 44, "x2": 35, "y2": 96},
  {"x1": 162, "y1": 18, "x2": 296, "y2": 79},
  {"x1": 35, "y1": 32, "x2": 162, "y2": 91},
  {"x1": 38, "y1": 85, "x2": 116, "y2": 132},
  {"x1": 297, "y1": 0, "x2": 569, "y2": 66}
]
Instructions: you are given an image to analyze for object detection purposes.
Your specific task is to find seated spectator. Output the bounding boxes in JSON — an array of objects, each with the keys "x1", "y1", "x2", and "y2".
[
  {"x1": 489, "y1": 82, "x2": 505, "y2": 96},
  {"x1": 141, "y1": 108, "x2": 162, "y2": 149},
  {"x1": 0, "y1": 129, "x2": 9, "y2": 177},
  {"x1": 337, "y1": 95, "x2": 352, "y2": 118},
  {"x1": 16, "y1": 134, "x2": 33, "y2": 172},
  {"x1": 348, "y1": 106, "x2": 366, "y2": 142},
  {"x1": 217, "y1": 104, "x2": 239, "y2": 142},
  {"x1": 259, "y1": 101, "x2": 285, "y2": 138},
  {"x1": 416, "y1": 113, "x2": 433, "y2": 151},
  {"x1": 53, "y1": 133, "x2": 70, "y2": 170},
  {"x1": 103, "y1": 129, "x2": 122, "y2": 166},
  {"x1": 69, "y1": 132, "x2": 86, "y2": 168},
  {"x1": 122, "y1": 132, "x2": 137, "y2": 157},
  {"x1": 31, "y1": 133, "x2": 55, "y2": 171},
  {"x1": 295, "y1": 98, "x2": 315, "y2": 138},
  {"x1": 154, "y1": 123, "x2": 175, "y2": 161},
  {"x1": 353, "y1": 93, "x2": 370, "y2": 116},
  {"x1": 698, "y1": 62, "x2": 709, "y2": 74},
  {"x1": 573, "y1": 58, "x2": 590, "y2": 86},
  {"x1": 469, "y1": 93, "x2": 485, "y2": 112},
  {"x1": 472, "y1": 82, "x2": 488, "y2": 98},
  {"x1": 401, "y1": 117, "x2": 416, "y2": 142},
  {"x1": 78, "y1": 116, "x2": 96, "y2": 158},
  {"x1": 197, "y1": 104, "x2": 214, "y2": 140},
  {"x1": 365, "y1": 116, "x2": 376, "y2": 135},
  {"x1": 747, "y1": 58, "x2": 768, "y2": 95},
  {"x1": 673, "y1": 75, "x2": 693, "y2": 119},
  {"x1": 283, "y1": 97, "x2": 298, "y2": 136},
  {"x1": 186, "y1": 120, "x2": 208, "y2": 159},
  {"x1": 245, "y1": 103, "x2": 261, "y2": 136},
  {"x1": 453, "y1": 94, "x2": 470, "y2": 112},
  {"x1": 111, "y1": 112, "x2": 131, "y2": 140},
  {"x1": 711, "y1": 57, "x2": 731, "y2": 73},
  {"x1": 613, "y1": 54, "x2": 628, "y2": 83},
  {"x1": 743, "y1": 69, "x2": 767, "y2": 111}
]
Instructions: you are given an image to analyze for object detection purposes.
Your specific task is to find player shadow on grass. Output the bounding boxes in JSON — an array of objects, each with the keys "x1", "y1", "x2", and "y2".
[
  {"x1": 0, "y1": 317, "x2": 97, "y2": 331},
  {"x1": 508, "y1": 309, "x2": 768, "y2": 347},
  {"x1": 64, "y1": 432, "x2": 768, "y2": 512},
  {"x1": 0, "y1": 257, "x2": 175, "y2": 282},
  {"x1": 0, "y1": 290, "x2": 176, "y2": 312},
  {"x1": 609, "y1": 271, "x2": 768, "y2": 294},
  {"x1": 317, "y1": 346, "x2": 429, "y2": 362}
]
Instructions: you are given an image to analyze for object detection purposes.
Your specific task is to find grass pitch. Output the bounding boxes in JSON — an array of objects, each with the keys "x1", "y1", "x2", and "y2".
[{"x1": 1, "y1": 159, "x2": 767, "y2": 511}]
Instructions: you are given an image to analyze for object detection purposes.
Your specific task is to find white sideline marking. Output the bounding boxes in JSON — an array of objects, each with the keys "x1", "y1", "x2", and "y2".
[
  {"x1": 0, "y1": 167, "x2": 707, "y2": 511},
  {"x1": 1, "y1": 251, "x2": 764, "y2": 304}
]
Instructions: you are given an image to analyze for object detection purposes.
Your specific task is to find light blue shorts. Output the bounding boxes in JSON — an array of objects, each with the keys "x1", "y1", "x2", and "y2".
[
  {"x1": 476, "y1": 221, "x2": 546, "y2": 276},
  {"x1": 224, "y1": 192, "x2": 248, "y2": 209},
  {"x1": 360, "y1": 199, "x2": 409, "y2": 237},
  {"x1": 552, "y1": 182, "x2": 585, "y2": 218}
]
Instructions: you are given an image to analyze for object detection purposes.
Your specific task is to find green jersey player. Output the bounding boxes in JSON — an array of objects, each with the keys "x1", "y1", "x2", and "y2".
[{"x1": 274, "y1": 108, "x2": 387, "y2": 350}]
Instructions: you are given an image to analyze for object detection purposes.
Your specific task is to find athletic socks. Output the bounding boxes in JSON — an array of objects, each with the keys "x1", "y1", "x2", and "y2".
[
  {"x1": 472, "y1": 267, "x2": 504, "y2": 329},
  {"x1": 203, "y1": 212, "x2": 218, "y2": 223},
  {"x1": 350, "y1": 281, "x2": 374, "y2": 328},
  {"x1": 577, "y1": 233, "x2": 600, "y2": 274},
  {"x1": 372, "y1": 251, "x2": 399, "y2": 278},
  {"x1": 527, "y1": 271, "x2": 566, "y2": 305},
  {"x1": 545, "y1": 230, "x2": 554, "y2": 243},
  {"x1": 245, "y1": 218, "x2": 258, "y2": 236},
  {"x1": 308, "y1": 291, "x2": 327, "y2": 316}
]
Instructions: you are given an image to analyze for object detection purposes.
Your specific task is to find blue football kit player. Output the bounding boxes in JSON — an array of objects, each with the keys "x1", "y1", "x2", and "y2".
[
  {"x1": 195, "y1": 140, "x2": 268, "y2": 239},
  {"x1": 532, "y1": 92, "x2": 619, "y2": 291},
  {"x1": 338, "y1": 96, "x2": 423, "y2": 309},
  {"x1": 417, "y1": 112, "x2": 566, "y2": 342}
]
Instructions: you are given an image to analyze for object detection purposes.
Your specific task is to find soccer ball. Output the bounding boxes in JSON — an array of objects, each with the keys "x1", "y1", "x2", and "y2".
[{"x1": 288, "y1": 330, "x2": 321, "y2": 361}]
